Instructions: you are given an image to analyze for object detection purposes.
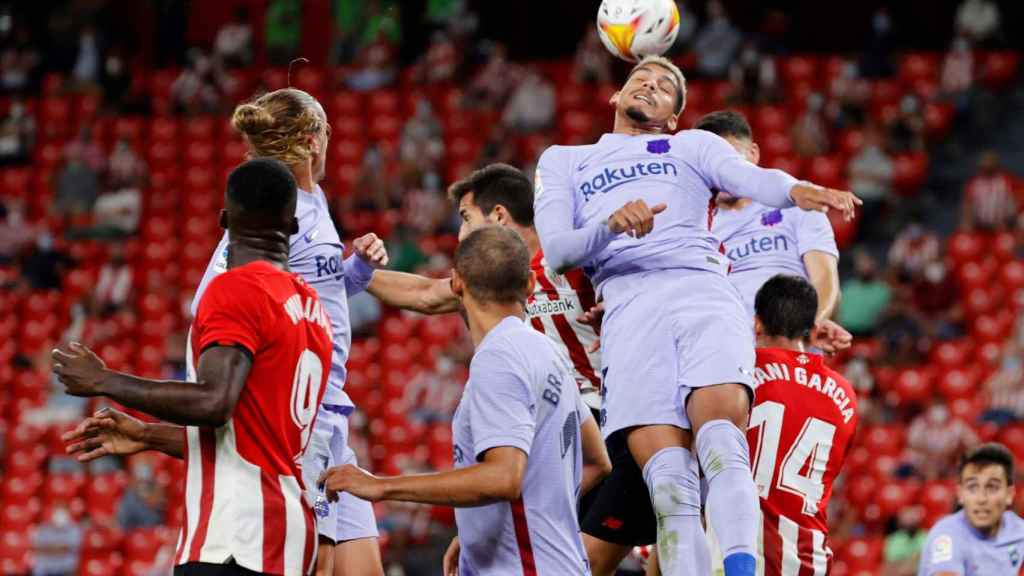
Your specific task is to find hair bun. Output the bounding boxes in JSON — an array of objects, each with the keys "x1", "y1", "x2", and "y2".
[{"x1": 232, "y1": 102, "x2": 275, "y2": 135}]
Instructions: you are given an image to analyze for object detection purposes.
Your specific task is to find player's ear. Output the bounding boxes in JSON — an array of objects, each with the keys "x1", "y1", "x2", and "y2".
[
  {"x1": 666, "y1": 113, "x2": 679, "y2": 132},
  {"x1": 526, "y1": 271, "x2": 537, "y2": 298},
  {"x1": 450, "y1": 270, "x2": 464, "y2": 299},
  {"x1": 491, "y1": 204, "x2": 510, "y2": 226},
  {"x1": 749, "y1": 142, "x2": 761, "y2": 165},
  {"x1": 218, "y1": 209, "x2": 228, "y2": 230},
  {"x1": 609, "y1": 90, "x2": 621, "y2": 108},
  {"x1": 753, "y1": 316, "x2": 764, "y2": 337},
  {"x1": 288, "y1": 216, "x2": 299, "y2": 235}
]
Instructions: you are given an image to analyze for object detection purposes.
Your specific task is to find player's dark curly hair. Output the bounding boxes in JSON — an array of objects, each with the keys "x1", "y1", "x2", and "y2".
[
  {"x1": 455, "y1": 225, "x2": 531, "y2": 304},
  {"x1": 960, "y1": 443, "x2": 1015, "y2": 485},
  {"x1": 447, "y1": 164, "x2": 534, "y2": 227},
  {"x1": 694, "y1": 110, "x2": 753, "y2": 140},
  {"x1": 754, "y1": 274, "x2": 818, "y2": 340},
  {"x1": 226, "y1": 158, "x2": 298, "y2": 220}
]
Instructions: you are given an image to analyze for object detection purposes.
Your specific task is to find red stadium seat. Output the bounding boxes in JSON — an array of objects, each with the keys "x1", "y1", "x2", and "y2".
[
  {"x1": 292, "y1": 67, "x2": 325, "y2": 98},
  {"x1": 184, "y1": 117, "x2": 217, "y2": 141},
  {"x1": 923, "y1": 101, "x2": 954, "y2": 138},
  {"x1": 974, "y1": 340, "x2": 1004, "y2": 366},
  {"x1": 759, "y1": 132, "x2": 793, "y2": 159},
  {"x1": 919, "y1": 479, "x2": 957, "y2": 520},
  {"x1": 42, "y1": 473, "x2": 86, "y2": 504},
  {"x1": 888, "y1": 367, "x2": 934, "y2": 406},
  {"x1": 971, "y1": 313, "x2": 1013, "y2": 344},
  {"x1": 891, "y1": 153, "x2": 929, "y2": 195},
  {"x1": 752, "y1": 105, "x2": 790, "y2": 136},
  {"x1": 899, "y1": 52, "x2": 940, "y2": 85},
  {"x1": 806, "y1": 154, "x2": 846, "y2": 189},
  {"x1": 0, "y1": 530, "x2": 30, "y2": 574},
  {"x1": 876, "y1": 481, "x2": 919, "y2": 520},
  {"x1": 938, "y1": 367, "x2": 981, "y2": 402},
  {"x1": 999, "y1": 425, "x2": 1024, "y2": 460},
  {"x1": 859, "y1": 424, "x2": 905, "y2": 457},
  {"x1": 366, "y1": 90, "x2": 401, "y2": 115},
  {"x1": 779, "y1": 55, "x2": 819, "y2": 87},
  {"x1": 557, "y1": 83, "x2": 587, "y2": 111},
  {"x1": 981, "y1": 52, "x2": 1020, "y2": 89},
  {"x1": 929, "y1": 339, "x2": 972, "y2": 367}
]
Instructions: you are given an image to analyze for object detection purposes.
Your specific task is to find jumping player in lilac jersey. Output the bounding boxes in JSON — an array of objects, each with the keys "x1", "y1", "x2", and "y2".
[
  {"x1": 193, "y1": 89, "x2": 390, "y2": 576},
  {"x1": 321, "y1": 227, "x2": 600, "y2": 576},
  {"x1": 533, "y1": 55, "x2": 860, "y2": 576},
  {"x1": 919, "y1": 443, "x2": 1024, "y2": 576},
  {"x1": 697, "y1": 111, "x2": 851, "y2": 354}
]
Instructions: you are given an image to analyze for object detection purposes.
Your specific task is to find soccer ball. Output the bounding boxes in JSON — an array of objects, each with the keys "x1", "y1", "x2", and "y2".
[{"x1": 597, "y1": 0, "x2": 680, "y2": 63}]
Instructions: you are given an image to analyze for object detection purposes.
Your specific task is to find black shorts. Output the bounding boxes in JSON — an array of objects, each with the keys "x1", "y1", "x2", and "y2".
[
  {"x1": 580, "y1": 429, "x2": 658, "y2": 547},
  {"x1": 174, "y1": 562, "x2": 269, "y2": 576}
]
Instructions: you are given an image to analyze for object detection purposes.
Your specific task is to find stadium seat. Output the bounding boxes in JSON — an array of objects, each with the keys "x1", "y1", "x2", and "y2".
[
  {"x1": 919, "y1": 479, "x2": 957, "y2": 523},
  {"x1": 859, "y1": 424, "x2": 905, "y2": 457},
  {"x1": 805, "y1": 154, "x2": 846, "y2": 189},
  {"x1": 888, "y1": 367, "x2": 934, "y2": 406},
  {"x1": 0, "y1": 530, "x2": 31, "y2": 574},
  {"x1": 292, "y1": 67, "x2": 325, "y2": 98},
  {"x1": 556, "y1": 83, "x2": 587, "y2": 111},
  {"x1": 876, "y1": 481, "x2": 918, "y2": 520},
  {"x1": 963, "y1": 285, "x2": 998, "y2": 319},
  {"x1": 923, "y1": 101, "x2": 955, "y2": 138},
  {"x1": 891, "y1": 153, "x2": 929, "y2": 195},
  {"x1": 929, "y1": 338, "x2": 972, "y2": 367},
  {"x1": 779, "y1": 54, "x2": 819, "y2": 87},
  {"x1": 899, "y1": 52, "x2": 940, "y2": 85},
  {"x1": 981, "y1": 51, "x2": 1020, "y2": 89},
  {"x1": 937, "y1": 367, "x2": 981, "y2": 402}
]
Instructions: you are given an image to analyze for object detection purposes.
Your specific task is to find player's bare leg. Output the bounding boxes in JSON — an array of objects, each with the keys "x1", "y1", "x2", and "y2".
[
  {"x1": 688, "y1": 383, "x2": 757, "y2": 576},
  {"x1": 583, "y1": 534, "x2": 632, "y2": 576},
  {"x1": 313, "y1": 536, "x2": 334, "y2": 576},
  {"x1": 333, "y1": 537, "x2": 384, "y2": 576},
  {"x1": 626, "y1": 424, "x2": 709, "y2": 576}
]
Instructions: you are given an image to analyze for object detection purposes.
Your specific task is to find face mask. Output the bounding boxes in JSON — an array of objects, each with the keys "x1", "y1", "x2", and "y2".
[
  {"x1": 52, "y1": 508, "x2": 71, "y2": 527},
  {"x1": 1003, "y1": 356, "x2": 1022, "y2": 373}
]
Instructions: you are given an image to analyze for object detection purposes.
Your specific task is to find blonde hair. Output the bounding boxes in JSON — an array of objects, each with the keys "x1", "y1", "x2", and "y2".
[
  {"x1": 231, "y1": 88, "x2": 325, "y2": 166},
  {"x1": 630, "y1": 55, "x2": 687, "y2": 113}
]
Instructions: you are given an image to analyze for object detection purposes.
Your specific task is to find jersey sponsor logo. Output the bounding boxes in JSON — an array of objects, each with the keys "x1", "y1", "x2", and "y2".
[
  {"x1": 579, "y1": 161, "x2": 679, "y2": 201},
  {"x1": 726, "y1": 234, "x2": 791, "y2": 261},
  {"x1": 931, "y1": 534, "x2": 953, "y2": 563},
  {"x1": 646, "y1": 139, "x2": 671, "y2": 154},
  {"x1": 314, "y1": 254, "x2": 344, "y2": 281},
  {"x1": 761, "y1": 209, "x2": 784, "y2": 227},
  {"x1": 526, "y1": 298, "x2": 578, "y2": 318}
]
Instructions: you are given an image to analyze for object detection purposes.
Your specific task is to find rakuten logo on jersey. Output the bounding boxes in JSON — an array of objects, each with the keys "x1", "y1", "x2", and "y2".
[
  {"x1": 726, "y1": 235, "x2": 790, "y2": 261},
  {"x1": 579, "y1": 161, "x2": 678, "y2": 201}
]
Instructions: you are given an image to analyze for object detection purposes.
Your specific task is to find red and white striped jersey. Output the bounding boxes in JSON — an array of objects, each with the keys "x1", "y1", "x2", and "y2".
[
  {"x1": 749, "y1": 348, "x2": 858, "y2": 576},
  {"x1": 525, "y1": 249, "x2": 602, "y2": 408},
  {"x1": 178, "y1": 262, "x2": 332, "y2": 576},
  {"x1": 965, "y1": 172, "x2": 1018, "y2": 228}
]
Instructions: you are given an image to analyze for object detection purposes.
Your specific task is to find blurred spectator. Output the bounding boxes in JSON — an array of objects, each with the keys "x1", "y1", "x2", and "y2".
[
  {"x1": 70, "y1": 23, "x2": 103, "y2": 89},
  {"x1": 53, "y1": 156, "x2": 100, "y2": 220},
  {"x1": 693, "y1": 0, "x2": 742, "y2": 78},
  {"x1": 573, "y1": 28, "x2": 612, "y2": 85},
  {"x1": 93, "y1": 245, "x2": 133, "y2": 313},
  {"x1": 827, "y1": 61, "x2": 870, "y2": 129},
  {"x1": 838, "y1": 250, "x2": 892, "y2": 336},
  {"x1": 0, "y1": 98, "x2": 35, "y2": 164},
  {"x1": 887, "y1": 95, "x2": 925, "y2": 153},
  {"x1": 401, "y1": 172, "x2": 448, "y2": 235},
  {"x1": 107, "y1": 137, "x2": 148, "y2": 189},
  {"x1": 100, "y1": 46, "x2": 134, "y2": 111},
  {"x1": 960, "y1": 151, "x2": 1018, "y2": 231},
  {"x1": 265, "y1": 0, "x2": 303, "y2": 65},
  {"x1": 214, "y1": 7, "x2": 253, "y2": 68},
  {"x1": 404, "y1": 353, "x2": 464, "y2": 425},
  {"x1": 727, "y1": 43, "x2": 780, "y2": 105},
  {"x1": 31, "y1": 505, "x2": 82, "y2": 576},
  {"x1": 905, "y1": 404, "x2": 978, "y2": 479},
  {"x1": 859, "y1": 7, "x2": 895, "y2": 78},
  {"x1": 21, "y1": 232, "x2": 72, "y2": 290},
  {"x1": 888, "y1": 222, "x2": 941, "y2": 279},
  {"x1": 345, "y1": 40, "x2": 397, "y2": 91},
  {"x1": 882, "y1": 507, "x2": 928, "y2": 576},
  {"x1": 911, "y1": 259, "x2": 961, "y2": 339},
  {"x1": 955, "y1": 0, "x2": 1002, "y2": 47},
  {"x1": 171, "y1": 49, "x2": 232, "y2": 115},
  {"x1": 464, "y1": 42, "x2": 517, "y2": 110},
  {"x1": 791, "y1": 93, "x2": 830, "y2": 156},
  {"x1": 477, "y1": 124, "x2": 517, "y2": 167},
  {"x1": 118, "y1": 461, "x2": 167, "y2": 530},
  {"x1": 0, "y1": 26, "x2": 41, "y2": 94},
  {"x1": 848, "y1": 125, "x2": 894, "y2": 238},
  {"x1": 400, "y1": 99, "x2": 444, "y2": 174},
  {"x1": 877, "y1": 287, "x2": 926, "y2": 364},
  {"x1": 671, "y1": 1, "x2": 700, "y2": 51},
  {"x1": 941, "y1": 37, "x2": 974, "y2": 103},
  {"x1": 980, "y1": 344, "x2": 1024, "y2": 425},
  {"x1": 0, "y1": 199, "x2": 33, "y2": 263},
  {"x1": 502, "y1": 69, "x2": 555, "y2": 133},
  {"x1": 413, "y1": 31, "x2": 458, "y2": 85}
]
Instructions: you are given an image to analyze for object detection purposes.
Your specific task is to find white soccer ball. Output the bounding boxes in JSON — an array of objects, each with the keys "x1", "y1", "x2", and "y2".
[{"x1": 597, "y1": 0, "x2": 680, "y2": 63}]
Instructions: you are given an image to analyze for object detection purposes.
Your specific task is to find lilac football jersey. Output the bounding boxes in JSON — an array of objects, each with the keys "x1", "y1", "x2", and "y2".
[
  {"x1": 713, "y1": 202, "x2": 838, "y2": 315},
  {"x1": 451, "y1": 317, "x2": 591, "y2": 576},
  {"x1": 534, "y1": 129, "x2": 799, "y2": 292},
  {"x1": 918, "y1": 510, "x2": 1024, "y2": 575},
  {"x1": 189, "y1": 185, "x2": 374, "y2": 407}
]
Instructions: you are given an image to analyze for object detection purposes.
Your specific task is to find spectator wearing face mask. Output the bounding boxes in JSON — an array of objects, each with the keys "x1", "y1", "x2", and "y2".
[
  {"x1": 0, "y1": 99, "x2": 35, "y2": 165},
  {"x1": 118, "y1": 461, "x2": 167, "y2": 530},
  {"x1": 792, "y1": 92, "x2": 830, "y2": 157},
  {"x1": 838, "y1": 250, "x2": 892, "y2": 336}
]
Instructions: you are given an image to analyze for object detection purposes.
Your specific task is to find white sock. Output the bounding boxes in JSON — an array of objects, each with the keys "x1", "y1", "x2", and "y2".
[
  {"x1": 642, "y1": 447, "x2": 710, "y2": 576},
  {"x1": 696, "y1": 419, "x2": 759, "y2": 562}
]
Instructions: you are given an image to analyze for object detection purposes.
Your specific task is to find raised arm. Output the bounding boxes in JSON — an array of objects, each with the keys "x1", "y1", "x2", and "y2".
[
  {"x1": 534, "y1": 147, "x2": 618, "y2": 273},
  {"x1": 343, "y1": 233, "x2": 389, "y2": 296},
  {"x1": 367, "y1": 270, "x2": 460, "y2": 315},
  {"x1": 53, "y1": 343, "x2": 252, "y2": 427},
  {"x1": 321, "y1": 446, "x2": 528, "y2": 506}
]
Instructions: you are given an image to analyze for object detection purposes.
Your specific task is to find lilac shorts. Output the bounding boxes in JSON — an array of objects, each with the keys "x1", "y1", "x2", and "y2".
[
  {"x1": 599, "y1": 269, "x2": 755, "y2": 439},
  {"x1": 302, "y1": 406, "x2": 380, "y2": 543}
]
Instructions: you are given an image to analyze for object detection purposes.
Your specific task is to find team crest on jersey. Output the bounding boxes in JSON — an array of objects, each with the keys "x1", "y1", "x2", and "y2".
[
  {"x1": 797, "y1": 354, "x2": 810, "y2": 365},
  {"x1": 761, "y1": 209, "x2": 783, "y2": 227},
  {"x1": 647, "y1": 139, "x2": 671, "y2": 154}
]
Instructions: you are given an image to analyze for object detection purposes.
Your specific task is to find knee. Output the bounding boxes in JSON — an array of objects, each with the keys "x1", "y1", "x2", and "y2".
[
  {"x1": 694, "y1": 419, "x2": 751, "y2": 479},
  {"x1": 642, "y1": 447, "x2": 701, "y2": 518}
]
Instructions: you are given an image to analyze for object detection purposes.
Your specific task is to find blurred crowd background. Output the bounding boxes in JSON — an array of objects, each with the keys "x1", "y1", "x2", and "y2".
[{"x1": 0, "y1": 0, "x2": 1022, "y2": 575}]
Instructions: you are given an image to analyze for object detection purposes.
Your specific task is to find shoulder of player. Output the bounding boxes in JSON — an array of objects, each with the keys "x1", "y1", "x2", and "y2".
[
  {"x1": 927, "y1": 511, "x2": 968, "y2": 538},
  {"x1": 206, "y1": 263, "x2": 299, "y2": 306}
]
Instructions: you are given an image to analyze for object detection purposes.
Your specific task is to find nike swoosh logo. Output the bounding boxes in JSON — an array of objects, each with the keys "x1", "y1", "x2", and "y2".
[
  {"x1": 578, "y1": 163, "x2": 589, "y2": 172},
  {"x1": 304, "y1": 230, "x2": 319, "y2": 243}
]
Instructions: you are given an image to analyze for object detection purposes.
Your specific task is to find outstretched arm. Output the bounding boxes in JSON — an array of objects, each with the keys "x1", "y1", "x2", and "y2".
[
  {"x1": 321, "y1": 446, "x2": 527, "y2": 506},
  {"x1": 367, "y1": 270, "x2": 460, "y2": 314},
  {"x1": 63, "y1": 407, "x2": 185, "y2": 460},
  {"x1": 343, "y1": 233, "x2": 389, "y2": 296},
  {"x1": 53, "y1": 343, "x2": 251, "y2": 427}
]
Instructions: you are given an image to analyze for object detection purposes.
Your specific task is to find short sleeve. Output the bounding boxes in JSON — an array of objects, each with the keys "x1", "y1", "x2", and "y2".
[
  {"x1": 467, "y1": 347, "x2": 536, "y2": 460},
  {"x1": 919, "y1": 526, "x2": 965, "y2": 575},
  {"x1": 193, "y1": 272, "x2": 266, "y2": 357},
  {"x1": 575, "y1": 386, "x2": 593, "y2": 424},
  {"x1": 796, "y1": 210, "x2": 839, "y2": 258}
]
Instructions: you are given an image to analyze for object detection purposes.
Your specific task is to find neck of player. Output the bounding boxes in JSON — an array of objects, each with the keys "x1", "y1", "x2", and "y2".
[
  {"x1": 227, "y1": 235, "x2": 290, "y2": 271},
  {"x1": 464, "y1": 296, "x2": 525, "y2": 347},
  {"x1": 756, "y1": 335, "x2": 806, "y2": 352},
  {"x1": 291, "y1": 163, "x2": 316, "y2": 194},
  {"x1": 517, "y1": 225, "x2": 541, "y2": 259},
  {"x1": 613, "y1": 108, "x2": 670, "y2": 137}
]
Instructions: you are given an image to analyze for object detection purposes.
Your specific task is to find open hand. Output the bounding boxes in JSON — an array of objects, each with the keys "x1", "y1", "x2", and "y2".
[
  {"x1": 353, "y1": 233, "x2": 389, "y2": 269},
  {"x1": 52, "y1": 342, "x2": 108, "y2": 397},
  {"x1": 810, "y1": 319, "x2": 853, "y2": 354},
  {"x1": 319, "y1": 464, "x2": 386, "y2": 502},
  {"x1": 608, "y1": 200, "x2": 667, "y2": 238},
  {"x1": 63, "y1": 408, "x2": 148, "y2": 462},
  {"x1": 790, "y1": 184, "x2": 861, "y2": 222}
]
